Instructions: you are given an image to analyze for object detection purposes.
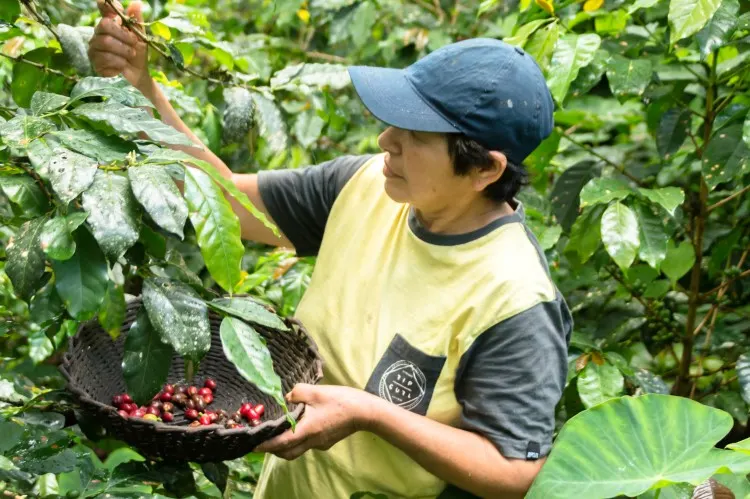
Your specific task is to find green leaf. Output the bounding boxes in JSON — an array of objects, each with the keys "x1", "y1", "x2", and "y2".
[
  {"x1": 209, "y1": 297, "x2": 289, "y2": 331},
  {"x1": 271, "y1": 63, "x2": 350, "y2": 90},
  {"x1": 122, "y1": 307, "x2": 173, "y2": 405},
  {"x1": 293, "y1": 111, "x2": 325, "y2": 148},
  {"x1": 504, "y1": 19, "x2": 551, "y2": 47},
  {"x1": 657, "y1": 109, "x2": 692, "y2": 157},
  {"x1": 637, "y1": 187, "x2": 685, "y2": 215},
  {"x1": 566, "y1": 205, "x2": 604, "y2": 263},
  {"x1": 550, "y1": 160, "x2": 599, "y2": 231},
  {"x1": 142, "y1": 277, "x2": 210, "y2": 362},
  {"x1": 635, "y1": 203, "x2": 669, "y2": 270},
  {"x1": 81, "y1": 171, "x2": 140, "y2": 261},
  {"x1": 200, "y1": 462, "x2": 229, "y2": 493},
  {"x1": 525, "y1": 22, "x2": 560, "y2": 71},
  {"x1": 29, "y1": 280, "x2": 64, "y2": 325},
  {"x1": 737, "y1": 353, "x2": 750, "y2": 405},
  {"x1": 714, "y1": 391, "x2": 748, "y2": 425},
  {"x1": 702, "y1": 123, "x2": 750, "y2": 190},
  {"x1": 250, "y1": 92, "x2": 289, "y2": 154},
  {"x1": 744, "y1": 113, "x2": 750, "y2": 148},
  {"x1": 547, "y1": 34, "x2": 601, "y2": 104},
  {"x1": 0, "y1": 175, "x2": 50, "y2": 217},
  {"x1": 661, "y1": 240, "x2": 696, "y2": 285},
  {"x1": 72, "y1": 101, "x2": 193, "y2": 146},
  {"x1": 30, "y1": 92, "x2": 69, "y2": 116},
  {"x1": 601, "y1": 202, "x2": 640, "y2": 271},
  {"x1": 606, "y1": 56, "x2": 653, "y2": 102},
  {"x1": 11, "y1": 48, "x2": 66, "y2": 108},
  {"x1": 0, "y1": 116, "x2": 56, "y2": 150},
  {"x1": 155, "y1": 14, "x2": 203, "y2": 34},
  {"x1": 576, "y1": 362, "x2": 624, "y2": 408},
  {"x1": 0, "y1": 1, "x2": 20, "y2": 22},
  {"x1": 5, "y1": 217, "x2": 47, "y2": 300},
  {"x1": 47, "y1": 147, "x2": 98, "y2": 205},
  {"x1": 580, "y1": 177, "x2": 633, "y2": 207},
  {"x1": 569, "y1": 49, "x2": 610, "y2": 97},
  {"x1": 70, "y1": 76, "x2": 152, "y2": 108},
  {"x1": 696, "y1": 0, "x2": 739, "y2": 59},
  {"x1": 27, "y1": 137, "x2": 59, "y2": 181},
  {"x1": 49, "y1": 129, "x2": 136, "y2": 163},
  {"x1": 99, "y1": 278, "x2": 126, "y2": 340},
  {"x1": 53, "y1": 228, "x2": 109, "y2": 320},
  {"x1": 669, "y1": 0, "x2": 723, "y2": 43},
  {"x1": 632, "y1": 368, "x2": 670, "y2": 394},
  {"x1": 628, "y1": 0, "x2": 662, "y2": 13},
  {"x1": 527, "y1": 395, "x2": 750, "y2": 499},
  {"x1": 643, "y1": 279, "x2": 671, "y2": 298},
  {"x1": 220, "y1": 317, "x2": 285, "y2": 407},
  {"x1": 29, "y1": 330, "x2": 54, "y2": 364},
  {"x1": 183, "y1": 167, "x2": 244, "y2": 293},
  {"x1": 526, "y1": 220, "x2": 562, "y2": 251},
  {"x1": 128, "y1": 165, "x2": 188, "y2": 239},
  {"x1": 40, "y1": 212, "x2": 89, "y2": 261}
]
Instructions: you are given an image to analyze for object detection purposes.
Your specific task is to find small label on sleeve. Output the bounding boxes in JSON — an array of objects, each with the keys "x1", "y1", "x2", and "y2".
[{"x1": 526, "y1": 442, "x2": 541, "y2": 460}]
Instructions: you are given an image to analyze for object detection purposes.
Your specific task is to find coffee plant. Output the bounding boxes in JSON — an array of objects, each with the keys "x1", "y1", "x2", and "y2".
[{"x1": 1, "y1": 0, "x2": 749, "y2": 497}]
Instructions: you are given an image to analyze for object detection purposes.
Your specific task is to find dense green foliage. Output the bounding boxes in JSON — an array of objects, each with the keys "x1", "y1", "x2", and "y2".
[{"x1": 1, "y1": 0, "x2": 749, "y2": 497}]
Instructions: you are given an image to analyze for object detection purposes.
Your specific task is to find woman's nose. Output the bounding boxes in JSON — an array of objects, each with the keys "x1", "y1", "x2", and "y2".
[{"x1": 377, "y1": 126, "x2": 400, "y2": 154}]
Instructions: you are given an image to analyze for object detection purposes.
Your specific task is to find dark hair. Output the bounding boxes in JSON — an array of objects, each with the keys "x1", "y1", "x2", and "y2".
[{"x1": 446, "y1": 134, "x2": 529, "y2": 203}]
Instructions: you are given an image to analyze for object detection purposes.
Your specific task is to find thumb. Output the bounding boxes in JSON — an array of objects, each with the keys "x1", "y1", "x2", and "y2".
[
  {"x1": 97, "y1": 0, "x2": 122, "y2": 18},
  {"x1": 126, "y1": 1, "x2": 144, "y2": 24},
  {"x1": 286, "y1": 384, "x2": 315, "y2": 404}
]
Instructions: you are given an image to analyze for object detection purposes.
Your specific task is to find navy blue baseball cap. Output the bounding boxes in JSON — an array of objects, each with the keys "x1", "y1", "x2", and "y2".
[{"x1": 348, "y1": 38, "x2": 555, "y2": 165}]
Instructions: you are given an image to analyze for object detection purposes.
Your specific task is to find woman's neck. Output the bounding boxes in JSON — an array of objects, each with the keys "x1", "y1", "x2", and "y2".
[{"x1": 413, "y1": 197, "x2": 515, "y2": 235}]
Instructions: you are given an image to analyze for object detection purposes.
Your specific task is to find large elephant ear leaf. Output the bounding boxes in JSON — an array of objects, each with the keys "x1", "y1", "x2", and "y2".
[{"x1": 526, "y1": 394, "x2": 750, "y2": 499}]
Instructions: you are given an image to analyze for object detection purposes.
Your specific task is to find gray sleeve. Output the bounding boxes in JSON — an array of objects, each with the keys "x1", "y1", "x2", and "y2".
[
  {"x1": 454, "y1": 296, "x2": 573, "y2": 460},
  {"x1": 257, "y1": 154, "x2": 374, "y2": 257}
]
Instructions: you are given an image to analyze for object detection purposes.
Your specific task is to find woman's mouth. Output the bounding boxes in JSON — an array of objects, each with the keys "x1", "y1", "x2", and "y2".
[{"x1": 383, "y1": 160, "x2": 400, "y2": 178}]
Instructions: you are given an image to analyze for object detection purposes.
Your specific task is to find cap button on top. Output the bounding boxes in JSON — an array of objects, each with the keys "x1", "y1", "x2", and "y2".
[{"x1": 514, "y1": 46, "x2": 525, "y2": 55}]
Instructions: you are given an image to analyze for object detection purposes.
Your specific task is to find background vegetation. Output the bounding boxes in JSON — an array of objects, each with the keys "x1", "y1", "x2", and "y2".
[{"x1": 1, "y1": 0, "x2": 749, "y2": 497}]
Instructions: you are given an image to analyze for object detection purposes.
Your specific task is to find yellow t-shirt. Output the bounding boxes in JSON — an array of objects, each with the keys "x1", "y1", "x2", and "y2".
[{"x1": 255, "y1": 154, "x2": 572, "y2": 498}]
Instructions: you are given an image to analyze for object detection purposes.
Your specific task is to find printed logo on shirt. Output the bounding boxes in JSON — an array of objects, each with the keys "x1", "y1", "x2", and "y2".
[
  {"x1": 378, "y1": 360, "x2": 427, "y2": 411},
  {"x1": 364, "y1": 334, "x2": 446, "y2": 417}
]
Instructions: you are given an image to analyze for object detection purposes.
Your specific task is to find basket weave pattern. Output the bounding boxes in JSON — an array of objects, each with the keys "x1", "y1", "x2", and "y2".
[{"x1": 60, "y1": 296, "x2": 323, "y2": 462}]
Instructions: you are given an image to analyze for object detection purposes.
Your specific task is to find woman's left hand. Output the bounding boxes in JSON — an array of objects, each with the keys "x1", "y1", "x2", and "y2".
[{"x1": 254, "y1": 384, "x2": 374, "y2": 460}]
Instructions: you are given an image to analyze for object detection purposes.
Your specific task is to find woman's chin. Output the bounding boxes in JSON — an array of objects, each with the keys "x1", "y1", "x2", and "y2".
[{"x1": 383, "y1": 179, "x2": 409, "y2": 204}]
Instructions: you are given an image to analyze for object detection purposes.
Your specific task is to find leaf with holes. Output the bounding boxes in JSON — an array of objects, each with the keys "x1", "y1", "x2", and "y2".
[
  {"x1": 702, "y1": 124, "x2": 750, "y2": 190},
  {"x1": 209, "y1": 297, "x2": 289, "y2": 331},
  {"x1": 220, "y1": 317, "x2": 285, "y2": 407},
  {"x1": 636, "y1": 203, "x2": 669, "y2": 270},
  {"x1": 580, "y1": 177, "x2": 633, "y2": 207},
  {"x1": 73, "y1": 101, "x2": 193, "y2": 146},
  {"x1": 669, "y1": 0, "x2": 723, "y2": 43},
  {"x1": 550, "y1": 160, "x2": 599, "y2": 231},
  {"x1": 601, "y1": 202, "x2": 640, "y2": 271},
  {"x1": 128, "y1": 165, "x2": 188, "y2": 239},
  {"x1": 546, "y1": 34, "x2": 601, "y2": 104},
  {"x1": 657, "y1": 109, "x2": 692, "y2": 157},
  {"x1": 183, "y1": 167, "x2": 244, "y2": 293},
  {"x1": 606, "y1": 56, "x2": 653, "y2": 102},
  {"x1": 0, "y1": 175, "x2": 50, "y2": 218},
  {"x1": 47, "y1": 147, "x2": 98, "y2": 205},
  {"x1": 122, "y1": 307, "x2": 173, "y2": 405},
  {"x1": 576, "y1": 361, "x2": 624, "y2": 408},
  {"x1": 40, "y1": 212, "x2": 89, "y2": 261},
  {"x1": 142, "y1": 277, "x2": 210, "y2": 362},
  {"x1": 49, "y1": 129, "x2": 136, "y2": 164},
  {"x1": 662, "y1": 240, "x2": 696, "y2": 285},
  {"x1": 5, "y1": 218, "x2": 47, "y2": 300},
  {"x1": 52, "y1": 228, "x2": 109, "y2": 320},
  {"x1": 527, "y1": 395, "x2": 750, "y2": 499},
  {"x1": 81, "y1": 171, "x2": 140, "y2": 261}
]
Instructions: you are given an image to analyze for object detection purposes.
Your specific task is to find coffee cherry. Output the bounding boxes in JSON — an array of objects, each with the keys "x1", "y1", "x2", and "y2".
[
  {"x1": 199, "y1": 415, "x2": 212, "y2": 425},
  {"x1": 143, "y1": 413, "x2": 159, "y2": 422},
  {"x1": 254, "y1": 404, "x2": 265, "y2": 417},
  {"x1": 186, "y1": 399, "x2": 196, "y2": 410},
  {"x1": 118, "y1": 409, "x2": 129, "y2": 418},
  {"x1": 160, "y1": 392, "x2": 173, "y2": 402},
  {"x1": 198, "y1": 387, "x2": 212, "y2": 397},
  {"x1": 112, "y1": 395, "x2": 124, "y2": 406},
  {"x1": 203, "y1": 393, "x2": 214, "y2": 405},
  {"x1": 216, "y1": 409, "x2": 228, "y2": 418},
  {"x1": 177, "y1": 385, "x2": 188, "y2": 395},
  {"x1": 204, "y1": 379, "x2": 217, "y2": 391},
  {"x1": 207, "y1": 412, "x2": 218, "y2": 423},
  {"x1": 187, "y1": 386, "x2": 198, "y2": 396},
  {"x1": 185, "y1": 409, "x2": 199, "y2": 420},
  {"x1": 162, "y1": 412, "x2": 174, "y2": 423},
  {"x1": 233, "y1": 411, "x2": 242, "y2": 421},
  {"x1": 150, "y1": 401, "x2": 163, "y2": 411},
  {"x1": 124, "y1": 403, "x2": 138, "y2": 413},
  {"x1": 121, "y1": 394, "x2": 133, "y2": 404},
  {"x1": 192, "y1": 395, "x2": 206, "y2": 411},
  {"x1": 189, "y1": 420, "x2": 202, "y2": 427},
  {"x1": 240, "y1": 403, "x2": 253, "y2": 417},
  {"x1": 133, "y1": 409, "x2": 146, "y2": 418},
  {"x1": 163, "y1": 384, "x2": 175, "y2": 394},
  {"x1": 249, "y1": 418, "x2": 260, "y2": 427},
  {"x1": 172, "y1": 393, "x2": 187, "y2": 406},
  {"x1": 146, "y1": 406, "x2": 160, "y2": 416},
  {"x1": 245, "y1": 407, "x2": 259, "y2": 420},
  {"x1": 162, "y1": 402, "x2": 174, "y2": 413}
]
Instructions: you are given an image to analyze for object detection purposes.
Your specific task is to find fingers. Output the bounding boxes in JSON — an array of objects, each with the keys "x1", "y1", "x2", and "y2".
[
  {"x1": 89, "y1": 33, "x2": 136, "y2": 61},
  {"x1": 95, "y1": 17, "x2": 137, "y2": 46},
  {"x1": 286, "y1": 384, "x2": 315, "y2": 404},
  {"x1": 97, "y1": 0, "x2": 123, "y2": 18},
  {"x1": 126, "y1": 1, "x2": 144, "y2": 24}
]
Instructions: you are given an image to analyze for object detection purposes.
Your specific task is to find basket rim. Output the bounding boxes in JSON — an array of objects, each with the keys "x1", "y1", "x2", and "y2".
[{"x1": 59, "y1": 294, "x2": 324, "y2": 439}]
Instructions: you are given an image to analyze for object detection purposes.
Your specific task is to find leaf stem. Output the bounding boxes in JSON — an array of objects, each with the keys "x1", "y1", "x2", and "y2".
[{"x1": 707, "y1": 184, "x2": 750, "y2": 212}]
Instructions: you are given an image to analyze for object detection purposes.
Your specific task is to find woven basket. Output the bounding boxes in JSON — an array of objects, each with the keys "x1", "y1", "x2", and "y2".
[{"x1": 60, "y1": 295, "x2": 323, "y2": 462}]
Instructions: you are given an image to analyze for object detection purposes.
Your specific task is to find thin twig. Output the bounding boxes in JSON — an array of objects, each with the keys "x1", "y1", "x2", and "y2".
[
  {"x1": 699, "y1": 268, "x2": 750, "y2": 299},
  {"x1": 14, "y1": 162, "x2": 57, "y2": 206},
  {"x1": 707, "y1": 184, "x2": 750, "y2": 212},
  {"x1": 557, "y1": 128, "x2": 644, "y2": 185},
  {"x1": 0, "y1": 52, "x2": 77, "y2": 81}
]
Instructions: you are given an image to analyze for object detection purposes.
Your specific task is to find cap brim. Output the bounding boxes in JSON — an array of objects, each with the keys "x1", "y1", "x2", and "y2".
[{"x1": 348, "y1": 66, "x2": 458, "y2": 133}]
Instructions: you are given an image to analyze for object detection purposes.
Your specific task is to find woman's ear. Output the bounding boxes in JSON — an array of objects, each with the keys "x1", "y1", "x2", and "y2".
[{"x1": 472, "y1": 151, "x2": 507, "y2": 192}]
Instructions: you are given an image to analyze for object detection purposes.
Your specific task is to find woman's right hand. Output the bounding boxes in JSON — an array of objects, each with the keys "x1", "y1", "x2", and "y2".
[{"x1": 89, "y1": 0, "x2": 151, "y2": 92}]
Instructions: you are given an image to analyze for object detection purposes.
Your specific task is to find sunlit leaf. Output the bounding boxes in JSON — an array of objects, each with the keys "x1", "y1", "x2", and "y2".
[
  {"x1": 661, "y1": 240, "x2": 696, "y2": 285},
  {"x1": 635, "y1": 203, "x2": 669, "y2": 270},
  {"x1": 576, "y1": 361, "x2": 624, "y2": 408},
  {"x1": 128, "y1": 165, "x2": 188, "y2": 239},
  {"x1": 702, "y1": 123, "x2": 750, "y2": 191},
  {"x1": 5, "y1": 217, "x2": 47, "y2": 300},
  {"x1": 547, "y1": 34, "x2": 601, "y2": 104},
  {"x1": 637, "y1": 187, "x2": 685, "y2": 215},
  {"x1": 250, "y1": 92, "x2": 288, "y2": 154},
  {"x1": 271, "y1": 63, "x2": 350, "y2": 90},
  {"x1": 606, "y1": 56, "x2": 653, "y2": 102},
  {"x1": 40, "y1": 212, "x2": 89, "y2": 261},
  {"x1": 30, "y1": 92, "x2": 68, "y2": 116},
  {"x1": 696, "y1": 0, "x2": 739, "y2": 59},
  {"x1": 669, "y1": 0, "x2": 723, "y2": 43},
  {"x1": 49, "y1": 129, "x2": 136, "y2": 164},
  {"x1": 580, "y1": 177, "x2": 633, "y2": 207},
  {"x1": 601, "y1": 202, "x2": 640, "y2": 271},
  {"x1": 209, "y1": 297, "x2": 289, "y2": 331},
  {"x1": 47, "y1": 147, "x2": 98, "y2": 205},
  {"x1": 0, "y1": 174, "x2": 50, "y2": 217}
]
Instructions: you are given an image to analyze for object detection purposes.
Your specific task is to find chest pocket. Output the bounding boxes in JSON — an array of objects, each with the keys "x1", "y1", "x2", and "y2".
[{"x1": 364, "y1": 334, "x2": 447, "y2": 416}]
